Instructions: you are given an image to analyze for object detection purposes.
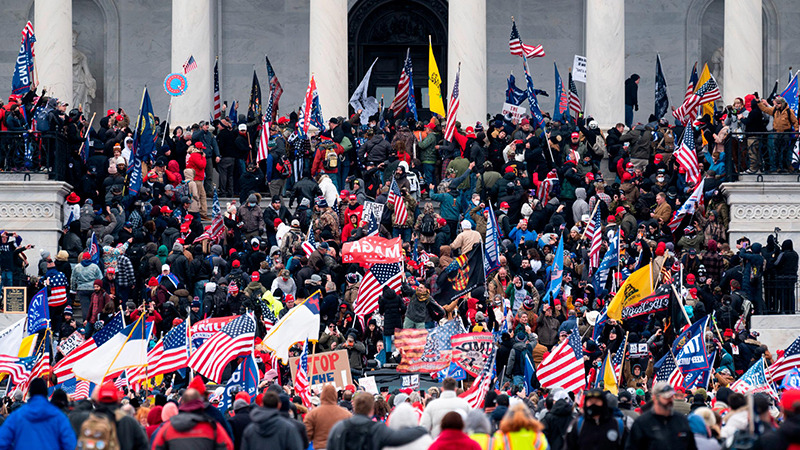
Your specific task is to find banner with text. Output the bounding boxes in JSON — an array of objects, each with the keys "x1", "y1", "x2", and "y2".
[
  {"x1": 342, "y1": 236, "x2": 403, "y2": 266},
  {"x1": 289, "y1": 349, "x2": 352, "y2": 391}
]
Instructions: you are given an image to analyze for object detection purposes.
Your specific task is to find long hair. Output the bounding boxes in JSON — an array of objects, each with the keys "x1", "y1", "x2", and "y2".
[{"x1": 499, "y1": 403, "x2": 543, "y2": 434}]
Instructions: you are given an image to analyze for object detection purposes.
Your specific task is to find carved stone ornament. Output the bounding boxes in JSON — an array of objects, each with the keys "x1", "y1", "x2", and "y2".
[{"x1": 0, "y1": 203, "x2": 55, "y2": 219}]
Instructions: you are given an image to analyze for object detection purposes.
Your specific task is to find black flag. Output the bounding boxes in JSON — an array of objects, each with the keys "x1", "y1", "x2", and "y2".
[
  {"x1": 654, "y1": 54, "x2": 669, "y2": 119},
  {"x1": 767, "y1": 79, "x2": 779, "y2": 103},
  {"x1": 435, "y1": 246, "x2": 486, "y2": 305},
  {"x1": 248, "y1": 70, "x2": 262, "y2": 120}
]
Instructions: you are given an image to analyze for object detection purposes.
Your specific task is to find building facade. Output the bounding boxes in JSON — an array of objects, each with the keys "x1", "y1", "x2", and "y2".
[{"x1": 0, "y1": 0, "x2": 795, "y2": 128}]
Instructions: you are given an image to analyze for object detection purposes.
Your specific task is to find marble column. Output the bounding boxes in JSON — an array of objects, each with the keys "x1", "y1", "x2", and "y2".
[
  {"x1": 448, "y1": 0, "x2": 487, "y2": 128},
  {"x1": 309, "y1": 0, "x2": 348, "y2": 119},
  {"x1": 35, "y1": 0, "x2": 72, "y2": 103},
  {"x1": 585, "y1": 0, "x2": 625, "y2": 129},
  {"x1": 724, "y1": 0, "x2": 762, "y2": 105},
  {"x1": 171, "y1": 0, "x2": 214, "y2": 126}
]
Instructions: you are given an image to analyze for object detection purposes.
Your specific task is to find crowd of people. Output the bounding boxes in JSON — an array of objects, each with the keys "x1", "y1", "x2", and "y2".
[{"x1": 0, "y1": 69, "x2": 797, "y2": 450}]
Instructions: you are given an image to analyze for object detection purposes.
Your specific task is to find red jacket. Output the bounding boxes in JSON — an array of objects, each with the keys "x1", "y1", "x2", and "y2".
[
  {"x1": 130, "y1": 308, "x2": 163, "y2": 325},
  {"x1": 187, "y1": 152, "x2": 207, "y2": 181},
  {"x1": 311, "y1": 144, "x2": 344, "y2": 176},
  {"x1": 152, "y1": 412, "x2": 233, "y2": 450},
  {"x1": 429, "y1": 429, "x2": 482, "y2": 450},
  {"x1": 166, "y1": 160, "x2": 182, "y2": 185}
]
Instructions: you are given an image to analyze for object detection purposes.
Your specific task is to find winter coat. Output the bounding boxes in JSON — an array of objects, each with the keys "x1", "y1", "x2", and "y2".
[
  {"x1": 0, "y1": 395, "x2": 76, "y2": 450},
  {"x1": 152, "y1": 409, "x2": 233, "y2": 450},
  {"x1": 420, "y1": 391, "x2": 471, "y2": 437},
  {"x1": 239, "y1": 204, "x2": 264, "y2": 235},
  {"x1": 429, "y1": 429, "x2": 482, "y2": 450},
  {"x1": 758, "y1": 101, "x2": 799, "y2": 132},
  {"x1": 430, "y1": 191, "x2": 461, "y2": 221},
  {"x1": 71, "y1": 262, "x2": 102, "y2": 292},
  {"x1": 360, "y1": 135, "x2": 392, "y2": 163},
  {"x1": 327, "y1": 414, "x2": 427, "y2": 450},
  {"x1": 621, "y1": 125, "x2": 653, "y2": 160},
  {"x1": 541, "y1": 399, "x2": 575, "y2": 450},
  {"x1": 303, "y1": 385, "x2": 351, "y2": 450},
  {"x1": 241, "y1": 407, "x2": 303, "y2": 450},
  {"x1": 379, "y1": 287, "x2": 406, "y2": 335}
]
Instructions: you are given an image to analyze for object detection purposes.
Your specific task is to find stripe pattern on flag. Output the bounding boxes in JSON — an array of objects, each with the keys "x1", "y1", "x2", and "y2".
[
  {"x1": 389, "y1": 50, "x2": 413, "y2": 118},
  {"x1": 656, "y1": 352, "x2": 686, "y2": 388},
  {"x1": 586, "y1": 208, "x2": 603, "y2": 269},
  {"x1": 568, "y1": 71, "x2": 582, "y2": 118},
  {"x1": 509, "y1": 21, "x2": 545, "y2": 59},
  {"x1": 295, "y1": 340, "x2": 311, "y2": 407},
  {"x1": 459, "y1": 349, "x2": 496, "y2": 408},
  {"x1": 387, "y1": 178, "x2": 408, "y2": 227},
  {"x1": 353, "y1": 262, "x2": 403, "y2": 318},
  {"x1": 536, "y1": 326, "x2": 585, "y2": 392},
  {"x1": 768, "y1": 335, "x2": 800, "y2": 380},
  {"x1": 52, "y1": 313, "x2": 125, "y2": 382},
  {"x1": 183, "y1": 55, "x2": 198, "y2": 74},
  {"x1": 443, "y1": 64, "x2": 461, "y2": 142},
  {"x1": 213, "y1": 59, "x2": 221, "y2": 120},
  {"x1": 673, "y1": 122, "x2": 702, "y2": 185},
  {"x1": 188, "y1": 314, "x2": 255, "y2": 383}
]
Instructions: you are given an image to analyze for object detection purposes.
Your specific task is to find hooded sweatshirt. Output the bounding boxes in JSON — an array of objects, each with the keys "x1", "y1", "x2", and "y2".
[
  {"x1": 303, "y1": 385, "x2": 352, "y2": 449},
  {"x1": 0, "y1": 395, "x2": 77, "y2": 450},
  {"x1": 241, "y1": 407, "x2": 304, "y2": 450}
]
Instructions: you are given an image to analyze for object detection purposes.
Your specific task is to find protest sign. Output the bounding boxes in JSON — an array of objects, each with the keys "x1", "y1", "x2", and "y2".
[
  {"x1": 501, "y1": 103, "x2": 527, "y2": 121},
  {"x1": 342, "y1": 236, "x2": 403, "y2": 265},
  {"x1": 290, "y1": 349, "x2": 352, "y2": 390},
  {"x1": 58, "y1": 331, "x2": 85, "y2": 356},
  {"x1": 452, "y1": 333, "x2": 495, "y2": 376},
  {"x1": 573, "y1": 55, "x2": 587, "y2": 83}
]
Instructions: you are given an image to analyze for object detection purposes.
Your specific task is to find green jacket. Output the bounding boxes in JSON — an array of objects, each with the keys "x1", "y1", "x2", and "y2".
[{"x1": 419, "y1": 132, "x2": 440, "y2": 164}]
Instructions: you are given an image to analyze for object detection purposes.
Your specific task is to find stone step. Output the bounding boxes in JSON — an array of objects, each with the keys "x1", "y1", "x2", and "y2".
[{"x1": 751, "y1": 314, "x2": 800, "y2": 354}]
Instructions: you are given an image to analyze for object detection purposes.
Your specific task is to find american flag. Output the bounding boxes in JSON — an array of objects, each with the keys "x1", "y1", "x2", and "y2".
[
  {"x1": 213, "y1": 59, "x2": 221, "y2": 120},
  {"x1": 188, "y1": 313, "x2": 255, "y2": 383},
  {"x1": 672, "y1": 76, "x2": 722, "y2": 125},
  {"x1": 52, "y1": 378, "x2": 94, "y2": 401},
  {"x1": 684, "y1": 63, "x2": 699, "y2": 104},
  {"x1": 261, "y1": 302, "x2": 278, "y2": 333},
  {"x1": 47, "y1": 271, "x2": 68, "y2": 307},
  {"x1": 299, "y1": 76, "x2": 318, "y2": 136},
  {"x1": 537, "y1": 169, "x2": 559, "y2": 202},
  {"x1": 183, "y1": 55, "x2": 198, "y2": 74},
  {"x1": 586, "y1": 207, "x2": 603, "y2": 270},
  {"x1": 301, "y1": 224, "x2": 316, "y2": 257},
  {"x1": 193, "y1": 187, "x2": 225, "y2": 243},
  {"x1": 295, "y1": 340, "x2": 311, "y2": 407},
  {"x1": 257, "y1": 106, "x2": 271, "y2": 162},
  {"x1": 655, "y1": 352, "x2": 685, "y2": 388},
  {"x1": 568, "y1": 71, "x2": 582, "y2": 118},
  {"x1": 394, "y1": 329, "x2": 429, "y2": 361},
  {"x1": 114, "y1": 371, "x2": 128, "y2": 389},
  {"x1": 443, "y1": 64, "x2": 461, "y2": 142},
  {"x1": 353, "y1": 262, "x2": 403, "y2": 318},
  {"x1": 668, "y1": 179, "x2": 705, "y2": 232},
  {"x1": 389, "y1": 49, "x2": 415, "y2": 118},
  {"x1": 673, "y1": 122, "x2": 702, "y2": 186},
  {"x1": 459, "y1": 349, "x2": 496, "y2": 408},
  {"x1": 611, "y1": 333, "x2": 628, "y2": 381},
  {"x1": 537, "y1": 326, "x2": 585, "y2": 392},
  {"x1": 388, "y1": 177, "x2": 408, "y2": 226},
  {"x1": 509, "y1": 20, "x2": 545, "y2": 59},
  {"x1": 768, "y1": 335, "x2": 800, "y2": 380},
  {"x1": 0, "y1": 355, "x2": 35, "y2": 385},
  {"x1": 89, "y1": 232, "x2": 100, "y2": 265},
  {"x1": 22, "y1": 21, "x2": 35, "y2": 56},
  {"x1": 52, "y1": 313, "x2": 125, "y2": 382},
  {"x1": 128, "y1": 320, "x2": 188, "y2": 384},
  {"x1": 266, "y1": 56, "x2": 283, "y2": 117}
]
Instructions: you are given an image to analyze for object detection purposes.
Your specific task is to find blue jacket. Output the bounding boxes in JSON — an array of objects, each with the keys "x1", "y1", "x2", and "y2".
[
  {"x1": 0, "y1": 395, "x2": 76, "y2": 450},
  {"x1": 430, "y1": 191, "x2": 461, "y2": 221}
]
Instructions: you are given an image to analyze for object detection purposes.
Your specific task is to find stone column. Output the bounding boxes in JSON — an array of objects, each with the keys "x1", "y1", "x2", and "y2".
[
  {"x1": 35, "y1": 0, "x2": 72, "y2": 103},
  {"x1": 171, "y1": 0, "x2": 214, "y2": 126},
  {"x1": 448, "y1": 0, "x2": 487, "y2": 128},
  {"x1": 309, "y1": 0, "x2": 348, "y2": 119},
  {"x1": 585, "y1": 0, "x2": 625, "y2": 128},
  {"x1": 724, "y1": 0, "x2": 762, "y2": 104}
]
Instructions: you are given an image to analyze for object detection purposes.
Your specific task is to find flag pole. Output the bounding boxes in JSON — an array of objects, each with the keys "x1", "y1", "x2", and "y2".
[
  {"x1": 101, "y1": 314, "x2": 145, "y2": 384},
  {"x1": 580, "y1": 201, "x2": 600, "y2": 240},
  {"x1": 78, "y1": 112, "x2": 97, "y2": 158},
  {"x1": 161, "y1": 97, "x2": 173, "y2": 147}
]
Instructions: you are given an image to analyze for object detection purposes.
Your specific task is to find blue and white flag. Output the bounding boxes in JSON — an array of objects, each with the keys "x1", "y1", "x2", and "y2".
[
  {"x1": 732, "y1": 357, "x2": 779, "y2": 400},
  {"x1": 523, "y1": 352, "x2": 536, "y2": 394},
  {"x1": 228, "y1": 99, "x2": 238, "y2": 125},
  {"x1": 134, "y1": 88, "x2": 157, "y2": 161},
  {"x1": 11, "y1": 23, "x2": 35, "y2": 96},
  {"x1": 506, "y1": 73, "x2": 526, "y2": 106},
  {"x1": 674, "y1": 315, "x2": 714, "y2": 389},
  {"x1": 521, "y1": 55, "x2": 546, "y2": 130},
  {"x1": 592, "y1": 231, "x2": 620, "y2": 297},
  {"x1": 218, "y1": 355, "x2": 259, "y2": 412},
  {"x1": 543, "y1": 232, "x2": 564, "y2": 303},
  {"x1": 780, "y1": 368, "x2": 800, "y2": 390},
  {"x1": 592, "y1": 307, "x2": 609, "y2": 341},
  {"x1": 436, "y1": 361, "x2": 467, "y2": 381},
  {"x1": 26, "y1": 288, "x2": 49, "y2": 335},
  {"x1": 553, "y1": 64, "x2": 569, "y2": 123},
  {"x1": 72, "y1": 316, "x2": 153, "y2": 385},
  {"x1": 781, "y1": 71, "x2": 799, "y2": 116},
  {"x1": 484, "y1": 204, "x2": 501, "y2": 275}
]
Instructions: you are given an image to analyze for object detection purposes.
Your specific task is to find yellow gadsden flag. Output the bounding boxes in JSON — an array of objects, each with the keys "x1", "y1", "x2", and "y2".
[
  {"x1": 607, "y1": 263, "x2": 653, "y2": 320},
  {"x1": 697, "y1": 63, "x2": 716, "y2": 121},
  {"x1": 428, "y1": 39, "x2": 446, "y2": 117}
]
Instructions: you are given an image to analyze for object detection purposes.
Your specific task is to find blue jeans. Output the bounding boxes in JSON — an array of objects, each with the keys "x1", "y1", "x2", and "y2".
[
  {"x1": 423, "y1": 163, "x2": 436, "y2": 189},
  {"x1": 1, "y1": 270, "x2": 12, "y2": 290},
  {"x1": 512, "y1": 375, "x2": 525, "y2": 388},
  {"x1": 393, "y1": 227, "x2": 412, "y2": 243},
  {"x1": 625, "y1": 105, "x2": 634, "y2": 128},
  {"x1": 383, "y1": 335, "x2": 394, "y2": 353},
  {"x1": 194, "y1": 280, "x2": 208, "y2": 315},
  {"x1": 339, "y1": 158, "x2": 350, "y2": 191}
]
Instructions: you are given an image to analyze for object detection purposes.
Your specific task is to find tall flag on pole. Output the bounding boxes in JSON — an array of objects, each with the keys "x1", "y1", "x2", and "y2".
[
  {"x1": 484, "y1": 204, "x2": 501, "y2": 275},
  {"x1": 781, "y1": 71, "x2": 799, "y2": 116},
  {"x1": 674, "y1": 315, "x2": 714, "y2": 389},
  {"x1": 89, "y1": 232, "x2": 101, "y2": 266},
  {"x1": 295, "y1": 340, "x2": 312, "y2": 407},
  {"x1": 388, "y1": 178, "x2": 408, "y2": 225},
  {"x1": 568, "y1": 71, "x2": 582, "y2": 118},
  {"x1": 655, "y1": 352, "x2": 686, "y2": 388},
  {"x1": 684, "y1": 62, "x2": 699, "y2": 103},
  {"x1": 26, "y1": 288, "x2": 49, "y2": 335},
  {"x1": 586, "y1": 207, "x2": 603, "y2": 270},
  {"x1": 673, "y1": 73, "x2": 721, "y2": 125},
  {"x1": 182, "y1": 55, "x2": 198, "y2": 74},
  {"x1": 592, "y1": 231, "x2": 619, "y2": 296},
  {"x1": 506, "y1": 73, "x2": 526, "y2": 106},
  {"x1": 349, "y1": 58, "x2": 380, "y2": 125},
  {"x1": 257, "y1": 97, "x2": 272, "y2": 163},
  {"x1": 266, "y1": 56, "x2": 283, "y2": 117},
  {"x1": 213, "y1": 58, "x2": 221, "y2": 120},
  {"x1": 72, "y1": 317, "x2": 153, "y2": 385},
  {"x1": 543, "y1": 231, "x2": 564, "y2": 303},
  {"x1": 443, "y1": 63, "x2": 461, "y2": 142},
  {"x1": 508, "y1": 19, "x2": 545, "y2": 59},
  {"x1": 673, "y1": 122, "x2": 702, "y2": 185},
  {"x1": 12, "y1": 21, "x2": 36, "y2": 96},
  {"x1": 731, "y1": 357, "x2": 779, "y2": 400},
  {"x1": 668, "y1": 179, "x2": 705, "y2": 232},
  {"x1": 389, "y1": 49, "x2": 417, "y2": 120},
  {"x1": 654, "y1": 54, "x2": 670, "y2": 119},
  {"x1": 127, "y1": 320, "x2": 189, "y2": 384},
  {"x1": 553, "y1": 64, "x2": 570, "y2": 123},
  {"x1": 299, "y1": 75, "x2": 325, "y2": 137},
  {"x1": 696, "y1": 64, "x2": 720, "y2": 123},
  {"x1": 188, "y1": 313, "x2": 255, "y2": 383},
  {"x1": 249, "y1": 71, "x2": 262, "y2": 120},
  {"x1": 537, "y1": 326, "x2": 585, "y2": 392},
  {"x1": 52, "y1": 314, "x2": 125, "y2": 382},
  {"x1": 262, "y1": 291, "x2": 321, "y2": 361},
  {"x1": 0, "y1": 356, "x2": 35, "y2": 385},
  {"x1": 133, "y1": 88, "x2": 157, "y2": 161},
  {"x1": 521, "y1": 50, "x2": 545, "y2": 130},
  {"x1": 217, "y1": 355, "x2": 259, "y2": 412},
  {"x1": 428, "y1": 39, "x2": 446, "y2": 117},
  {"x1": 353, "y1": 262, "x2": 403, "y2": 318}
]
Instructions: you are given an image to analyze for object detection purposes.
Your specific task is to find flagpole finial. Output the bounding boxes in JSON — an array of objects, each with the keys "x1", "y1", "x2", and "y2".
[{"x1": 511, "y1": 15, "x2": 515, "y2": 22}]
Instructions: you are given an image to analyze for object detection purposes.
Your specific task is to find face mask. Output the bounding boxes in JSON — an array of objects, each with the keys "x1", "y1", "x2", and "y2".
[
  {"x1": 249, "y1": 203, "x2": 256, "y2": 207},
  {"x1": 472, "y1": 199, "x2": 480, "y2": 206},
  {"x1": 657, "y1": 176, "x2": 665, "y2": 182},
  {"x1": 584, "y1": 404, "x2": 602, "y2": 417}
]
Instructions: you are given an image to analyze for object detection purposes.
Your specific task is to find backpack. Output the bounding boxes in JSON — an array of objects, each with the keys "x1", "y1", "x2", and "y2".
[
  {"x1": 77, "y1": 412, "x2": 120, "y2": 450},
  {"x1": 276, "y1": 154, "x2": 292, "y2": 178},
  {"x1": 420, "y1": 213, "x2": 436, "y2": 236},
  {"x1": 323, "y1": 146, "x2": 339, "y2": 170},
  {"x1": 724, "y1": 429, "x2": 757, "y2": 450},
  {"x1": 33, "y1": 106, "x2": 52, "y2": 132},
  {"x1": 338, "y1": 419, "x2": 373, "y2": 450},
  {"x1": 175, "y1": 181, "x2": 191, "y2": 201}
]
